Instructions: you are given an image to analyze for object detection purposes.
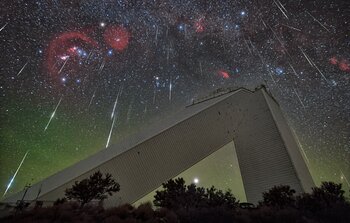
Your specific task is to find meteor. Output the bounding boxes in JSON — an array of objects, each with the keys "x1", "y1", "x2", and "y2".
[
  {"x1": 155, "y1": 25, "x2": 159, "y2": 44},
  {"x1": 44, "y1": 97, "x2": 62, "y2": 131},
  {"x1": 106, "y1": 115, "x2": 117, "y2": 148},
  {"x1": 98, "y1": 60, "x2": 106, "y2": 73},
  {"x1": 306, "y1": 11, "x2": 330, "y2": 33},
  {"x1": 274, "y1": 0, "x2": 288, "y2": 19},
  {"x1": 17, "y1": 61, "x2": 29, "y2": 76},
  {"x1": 166, "y1": 45, "x2": 170, "y2": 64},
  {"x1": 281, "y1": 24, "x2": 301, "y2": 32},
  {"x1": 291, "y1": 129, "x2": 310, "y2": 164},
  {"x1": 199, "y1": 61, "x2": 203, "y2": 76},
  {"x1": 0, "y1": 22, "x2": 8, "y2": 32},
  {"x1": 3, "y1": 151, "x2": 29, "y2": 197},
  {"x1": 299, "y1": 47, "x2": 328, "y2": 82},
  {"x1": 299, "y1": 47, "x2": 314, "y2": 67},
  {"x1": 111, "y1": 87, "x2": 123, "y2": 119},
  {"x1": 288, "y1": 62, "x2": 299, "y2": 78},
  {"x1": 340, "y1": 170, "x2": 350, "y2": 188},
  {"x1": 293, "y1": 88, "x2": 306, "y2": 109},
  {"x1": 58, "y1": 57, "x2": 69, "y2": 74},
  {"x1": 243, "y1": 38, "x2": 253, "y2": 55},
  {"x1": 153, "y1": 89, "x2": 156, "y2": 104},
  {"x1": 126, "y1": 102, "x2": 133, "y2": 123},
  {"x1": 169, "y1": 77, "x2": 173, "y2": 102},
  {"x1": 88, "y1": 89, "x2": 96, "y2": 109}
]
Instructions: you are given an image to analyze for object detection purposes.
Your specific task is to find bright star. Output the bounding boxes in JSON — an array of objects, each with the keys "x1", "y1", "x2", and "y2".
[
  {"x1": 178, "y1": 24, "x2": 185, "y2": 31},
  {"x1": 275, "y1": 67, "x2": 284, "y2": 75}
]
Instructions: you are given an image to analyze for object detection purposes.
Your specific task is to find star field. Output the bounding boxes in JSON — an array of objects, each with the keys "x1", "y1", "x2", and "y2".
[{"x1": 0, "y1": 0, "x2": 349, "y2": 198}]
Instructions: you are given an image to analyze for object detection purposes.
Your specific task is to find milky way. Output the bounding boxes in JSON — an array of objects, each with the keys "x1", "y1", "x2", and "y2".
[{"x1": 0, "y1": 0, "x2": 349, "y2": 198}]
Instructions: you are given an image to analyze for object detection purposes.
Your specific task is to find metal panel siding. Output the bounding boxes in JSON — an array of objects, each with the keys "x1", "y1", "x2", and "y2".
[
  {"x1": 4, "y1": 88, "x2": 314, "y2": 207},
  {"x1": 262, "y1": 91, "x2": 314, "y2": 192},
  {"x1": 233, "y1": 91, "x2": 303, "y2": 203}
]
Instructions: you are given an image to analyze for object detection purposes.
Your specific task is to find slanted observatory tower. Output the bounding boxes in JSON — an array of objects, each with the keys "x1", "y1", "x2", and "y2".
[{"x1": 4, "y1": 87, "x2": 314, "y2": 206}]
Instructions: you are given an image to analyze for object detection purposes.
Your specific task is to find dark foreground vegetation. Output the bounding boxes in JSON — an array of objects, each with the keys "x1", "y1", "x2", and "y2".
[{"x1": 1, "y1": 171, "x2": 350, "y2": 223}]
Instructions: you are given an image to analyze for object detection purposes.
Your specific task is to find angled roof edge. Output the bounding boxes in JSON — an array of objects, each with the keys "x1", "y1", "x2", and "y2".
[
  {"x1": 186, "y1": 87, "x2": 253, "y2": 107},
  {"x1": 187, "y1": 85, "x2": 279, "y2": 108}
]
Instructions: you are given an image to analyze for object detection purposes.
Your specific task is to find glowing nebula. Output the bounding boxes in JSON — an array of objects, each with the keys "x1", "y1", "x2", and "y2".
[
  {"x1": 339, "y1": 59, "x2": 350, "y2": 72},
  {"x1": 329, "y1": 56, "x2": 350, "y2": 73},
  {"x1": 103, "y1": 26, "x2": 130, "y2": 52},
  {"x1": 194, "y1": 18, "x2": 205, "y2": 33},
  {"x1": 45, "y1": 31, "x2": 98, "y2": 76},
  {"x1": 329, "y1": 57, "x2": 338, "y2": 65},
  {"x1": 218, "y1": 70, "x2": 230, "y2": 79}
]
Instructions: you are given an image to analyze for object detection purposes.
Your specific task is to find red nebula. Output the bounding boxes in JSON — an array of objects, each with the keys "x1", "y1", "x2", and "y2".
[
  {"x1": 45, "y1": 31, "x2": 98, "y2": 76},
  {"x1": 218, "y1": 70, "x2": 230, "y2": 79},
  {"x1": 329, "y1": 57, "x2": 338, "y2": 65},
  {"x1": 103, "y1": 26, "x2": 130, "y2": 52},
  {"x1": 194, "y1": 18, "x2": 205, "y2": 33},
  {"x1": 329, "y1": 56, "x2": 350, "y2": 72},
  {"x1": 339, "y1": 59, "x2": 350, "y2": 72}
]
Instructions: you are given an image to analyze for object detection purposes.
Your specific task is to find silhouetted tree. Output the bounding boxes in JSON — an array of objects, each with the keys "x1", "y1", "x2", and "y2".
[
  {"x1": 2, "y1": 181, "x2": 350, "y2": 223},
  {"x1": 65, "y1": 171, "x2": 120, "y2": 207},
  {"x1": 260, "y1": 185, "x2": 296, "y2": 208},
  {"x1": 206, "y1": 186, "x2": 238, "y2": 209},
  {"x1": 296, "y1": 181, "x2": 346, "y2": 212},
  {"x1": 53, "y1": 197, "x2": 67, "y2": 206},
  {"x1": 153, "y1": 178, "x2": 187, "y2": 210},
  {"x1": 312, "y1": 181, "x2": 345, "y2": 204},
  {"x1": 153, "y1": 178, "x2": 238, "y2": 211}
]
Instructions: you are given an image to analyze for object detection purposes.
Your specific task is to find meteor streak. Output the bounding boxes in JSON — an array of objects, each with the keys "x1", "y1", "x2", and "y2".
[
  {"x1": 292, "y1": 129, "x2": 310, "y2": 164},
  {"x1": 3, "y1": 151, "x2": 29, "y2": 197},
  {"x1": 99, "y1": 60, "x2": 106, "y2": 73},
  {"x1": 274, "y1": 0, "x2": 288, "y2": 19},
  {"x1": 199, "y1": 61, "x2": 203, "y2": 76},
  {"x1": 126, "y1": 102, "x2": 133, "y2": 123},
  {"x1": 267, "y1": 24, "x2": 285, "y2": 49},
  {"x1": 288, "y1": 62, "x2": 299, "y2": 78},
  {"x1": 58, "y1": 57, "x2": 69, "y2": 74},
  {"x1": 293, "y1": 88, "x2": 306, "y2": 109},
  {"x1": 44, "y1": 97, "x2": 62, "y2": 131},
  {"x1": 153, "y1": 89, "x2": 156, "y2": 104},
  {"x1": 340, "y1": 170, "x2": 350, "y2": 188},
  {"x1": 306, "y1": 11, "x2": 330, "y2": 33},
  {"x1": 88, "y1": 89, "x2": 96, "y2": 109},
  {"x1": 299, "y1": 47, "x2": 314, "y2": 67},
  {"x1": 243, "y1": 38, "x2": 253, "y2": 55},
  {"x1": 155, "y1": 25, "x2": 159, "y2": 44},
  {"x1": 299, "y1": 47, "x2": 328, "y2": 82},
  {"x1": 111, "y1": 87, "x2": 123, "y2": 119},
  {"x1": 106, "y1": 115, "x2": 116, "y2": 148},
  {"x1": 281, "y1": 24, "x2": 301, "y2": 32},
  {"x1": 17, "y1": 61, "x2": 29, "y2": 76},
  {"x1": 0, "y1": 22, "x2": 8, "y2": 32},
  {"x1": 169, "y1": 77, "x2": 173, "y2": 102},
  {"x1": 166, "y1": 41, "x2": 173, "y2": 64}
]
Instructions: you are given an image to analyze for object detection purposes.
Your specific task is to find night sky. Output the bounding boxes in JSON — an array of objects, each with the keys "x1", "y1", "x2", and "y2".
[{"x1": 1, "y1": 0, "x2": 349, "y2": 199}]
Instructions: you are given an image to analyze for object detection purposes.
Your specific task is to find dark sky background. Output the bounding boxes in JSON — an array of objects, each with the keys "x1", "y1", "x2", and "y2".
[{"x1": 0, "y1": 0, "x2": 349, "y2": 199}]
